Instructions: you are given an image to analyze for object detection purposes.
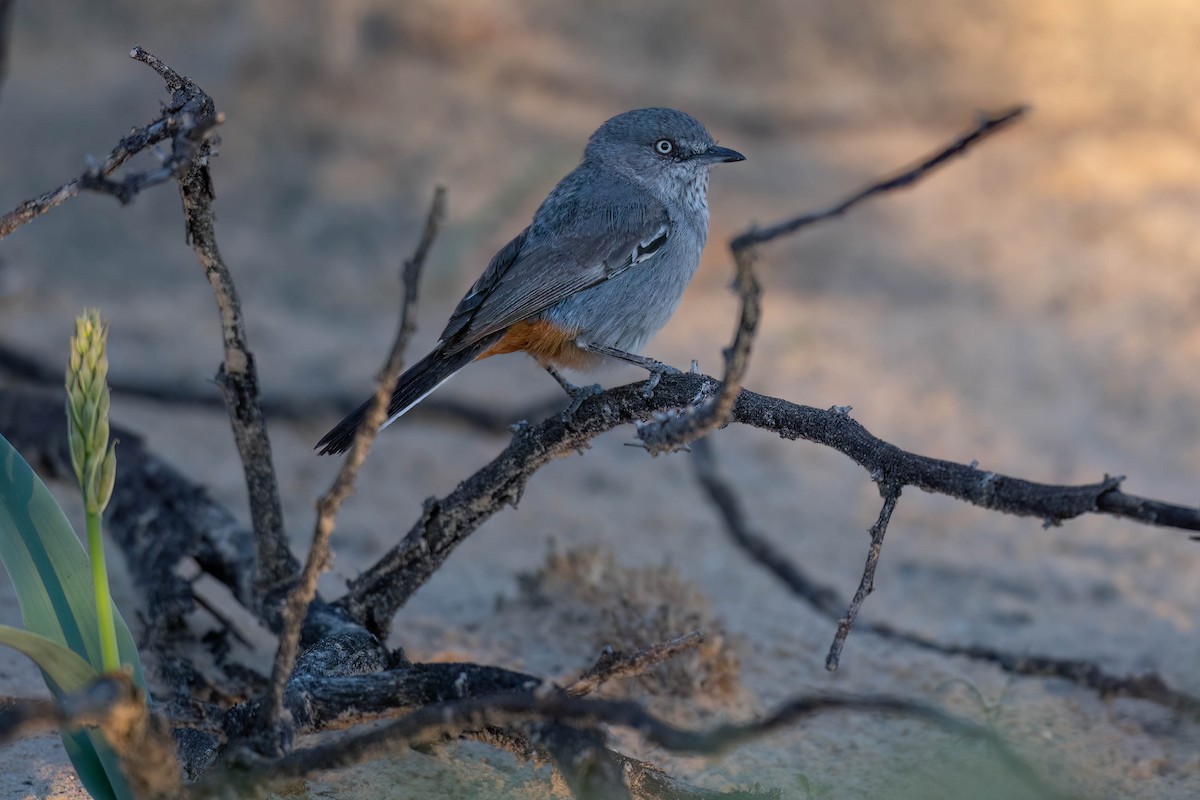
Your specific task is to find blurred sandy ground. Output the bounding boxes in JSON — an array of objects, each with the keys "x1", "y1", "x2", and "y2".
[{"x1": 1, "y1": 1, "x2": 1199, "y2": 797}]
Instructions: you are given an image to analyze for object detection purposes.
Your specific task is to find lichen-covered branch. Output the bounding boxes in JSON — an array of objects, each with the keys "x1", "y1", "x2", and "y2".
[{"x1": 336, "y1": 372, "x2": 1200, "y2": 636}]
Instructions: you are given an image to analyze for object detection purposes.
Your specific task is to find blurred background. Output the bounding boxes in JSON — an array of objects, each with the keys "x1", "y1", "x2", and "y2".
[{"x1": 1, "y1": 1, "x2": 1199, "y2": 797}]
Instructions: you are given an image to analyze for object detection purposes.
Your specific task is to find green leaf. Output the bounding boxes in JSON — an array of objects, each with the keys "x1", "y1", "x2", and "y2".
[
  {"x1": 0, "y1": 623, "x2": 130, "y2": 796},
  {"x1": 0, "y1": 434, "x2": 144, "y2": 683},
  {"x1": 0, "y1": 625, "x2": 98, "y2": 695},
  {"x1": 0, "y1": 433, "x2": 146, "y2": 799}
]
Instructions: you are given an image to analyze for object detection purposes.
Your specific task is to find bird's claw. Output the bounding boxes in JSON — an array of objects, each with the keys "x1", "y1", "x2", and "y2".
[
  {"x1": 564, "y1": 382, "x2": 603, "y2": 415},
  {"x1": 640, "y1": 362, "x2": 680, "y2": 398},
  {"x1": 641, "y1": 370, "x2": 662, "y2": 398}
]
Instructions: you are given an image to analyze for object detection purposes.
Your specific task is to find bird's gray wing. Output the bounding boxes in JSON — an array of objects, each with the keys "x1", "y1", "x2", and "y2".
[{"x1": 438, "y1": 185, "x2": 671, "y2": 354}]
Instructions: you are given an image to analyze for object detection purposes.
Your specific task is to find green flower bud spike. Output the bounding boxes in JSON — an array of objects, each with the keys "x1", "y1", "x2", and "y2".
[{"x1": 65, "y1": 309, "x2": 120, "y2": 673}]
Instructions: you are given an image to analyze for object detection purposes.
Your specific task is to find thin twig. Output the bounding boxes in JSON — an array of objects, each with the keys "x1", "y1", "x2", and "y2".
[
  {"x1": 690, "y1": 437, "x2": 844, "y2": 614},
  {"x1": 638, "y1": 108, "x2": 1026, "y2": 457},
  {"x1": 539, "y1": 722, "x2": 633, "y2": 800},
  {"x1": 467, "y1": 725, "x2": 773, "y2": 799},
  {"x1": 0, "y1": 675, "x2": 181, "y2": 800},
  {"x1": 335, "y1": 371, "x2": 1200, "y2": 636},
  {"x1": 259, "y1": 187, "x2": 446, "y2": 742},
  {"x1": 872, "y1": 623, "x2": 1200, "y2": 714},
  {"x1": 826, "y1": 483, "x2": 901, "y2": 670},
  {"x1": 635, "y1": 245, "x2": 760, "y2": 455},
  {"x1": 0, "y1": 182, "x2": 84, "y2": 240},
  {"x1": 0, "y1": 678, "x2": 129, "y2": 746},
  {"x1": 566, "y1": 631, "x2": 706, "y2": 697},
  {"x1": 192, "y1": 691, "x2": 1070, "y2": 800},
  {"x1": 153, "y1": 50, "x2": 294, "y2": 600},
  {"x1": 730, "y1": 105, "x2": 1028, "y2": 251},
  {"x1": 689, "y1": 433, "x2": 1200, "y2": 710},
  {"x1": 0, "y1": 46, "x2": 225, "y2": 240},
  {"x1": 0, "y1": 339, "x2": 566, "y2": 434}
]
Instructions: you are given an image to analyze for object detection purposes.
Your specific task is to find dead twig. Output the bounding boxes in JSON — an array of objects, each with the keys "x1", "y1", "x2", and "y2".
[
  {"x1": 335, "y1": 371, "x2": 1200, "y2": 637},
  {"x1": 0, "y1": 339, "x2": 557, "y2": 434},
  {"x1": 690, "y1": 437, "x2": 843, "y2": 614},
  {"x1": 0, "y1": 46, "x2": 225, "y2": 240},
  {"x1": 192, "y1": 691, "x2": 1069, "y2": 800},
  {"x1": 144, "y1": 47, "x2": 295, "y2": 601},
  {"x1": 567, "y1": 631, "x2": 707, "y2": 697},
  {"x1": 469, "y1": 725, "x2": 773, "y2": 799},
  {"x1": 730, "y1": 105, "x2": 1028, "y2": 251},
  {"x1": 880, "y1": 627, "x2": 1200, "y2": 714},
  {"x1": 690, "y1": 433, "x2": 1200, "y2": 709},
  {"x1": 825, "y1": 482, "x2": 901, "y2": 670},
  {"x1": 0, "y1": 678, "x2": 131, "y2": 747},
  {"x1": 259, "y1": 187, "x2": 447, "y2": 745},
  {"x1": 635, "y1": 246, "x2": 760, "y2": 455},
  {"x1": 0, "y1": 675, "x2": 181, "y2": 800}
]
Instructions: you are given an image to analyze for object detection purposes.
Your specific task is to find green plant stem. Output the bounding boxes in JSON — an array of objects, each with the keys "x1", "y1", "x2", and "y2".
[{"x1": 86, "y1": 510, "x2": 119, "y2": 673}]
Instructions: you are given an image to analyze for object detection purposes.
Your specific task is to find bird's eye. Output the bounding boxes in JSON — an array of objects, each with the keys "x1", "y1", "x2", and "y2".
[{"x1": 654, "y1": 139, "x2": 674, "y2": 155}]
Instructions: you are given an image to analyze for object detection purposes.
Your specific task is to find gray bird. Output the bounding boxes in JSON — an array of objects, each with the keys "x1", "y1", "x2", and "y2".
[{"x1": 317, "y1": 107, "x2": 744, "y2": 454}]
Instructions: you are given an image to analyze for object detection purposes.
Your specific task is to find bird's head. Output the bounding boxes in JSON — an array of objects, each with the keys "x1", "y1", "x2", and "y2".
[{"x1": 584, "y1": 107, "x2": 744, "y2": 195}]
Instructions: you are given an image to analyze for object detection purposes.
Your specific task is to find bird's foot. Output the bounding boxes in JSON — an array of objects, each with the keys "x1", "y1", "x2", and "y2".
[
  {"x1": 564, "y1": 381, "x2": 604, "y2": 415},
  {"x1": 544, "y1": 364, "x2": 602, "y2": 415},
  {"x1": 640, "y1": 360, "x2": 681, "y2": 398}
]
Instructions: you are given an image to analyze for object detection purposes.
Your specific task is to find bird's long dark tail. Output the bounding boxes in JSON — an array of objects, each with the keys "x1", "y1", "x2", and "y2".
[{"x1": 315, "y1": 342, "x2": 489, "y2": 455}]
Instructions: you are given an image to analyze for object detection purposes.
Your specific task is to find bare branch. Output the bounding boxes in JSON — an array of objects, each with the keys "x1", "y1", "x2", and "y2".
[
  {"x1": 690, "y1": 437, "x2": 843, "y2": 614},
  {"x1": 638, "y1": 106, "x2": 1029, "y2": 458},
  {"x1": 567, "y1": 631, "x2": 707, "y2": 697},
  {"x1": 539, "y1": 723, "x2": 633, "y2": 800},
  {"x1": 0, "y1": 679, "x2": 126, "y2": 747},
  {"x1": 0, "y1": 46, "x2": 225, "y2": 240},
  {"x1": 1, "y1": 45, "x2": 291, "y2": 604},
  {"x1": 469, "y1": 726, "x2": 775, "y2": 799},
  {"x1": 2, "y1": 46, "x2": 292, "y2": 607},
  {"x1": 0, "y1": 675, "x2": 181, "y2": 800},
  {"x1": 193, "y1": 691, "x2": 1067, "y2": 800},
  {"x1": 221, "y1": 661, "x2": 542, "y2": 737},
  {"x1": 0, "y1": 339, "x2": 551, "y2": 435},
  {"x1": 336, "y1": 372, "x2": 1199, "y2": 636},
  {"x1": 0, "y1": 181, "x2": 83, "y2": 240},
  {"x1": 260, "y1": 188, "x2": 446, "y2": 742},
  {"x1": 881, "y1": 627, "x2": 1200, "y2": 714},
  {"x1": 825, "y1": 483, "x2": 901, "y2": 670},
  {"x1": 691, "y1": 433, "x2": 1200, "y2": 710},
  {"x1": 142, "y1": 52, "x2": 294, "y2": 600},
  {"x1": 730, "y1": 105, "x2": 1028, "y2": 251},
  {"x1": 9, "y1": 377, "x2": 1196, "y2": 720}
]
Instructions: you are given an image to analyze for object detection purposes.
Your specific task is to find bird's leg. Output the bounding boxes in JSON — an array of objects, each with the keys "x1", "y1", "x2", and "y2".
[
  {"x1": 578, "y1": 343, "x2": 680, "y2": 398},
  {"x1": 543, "y1": 364, "x2": 602, "y2": 414}
]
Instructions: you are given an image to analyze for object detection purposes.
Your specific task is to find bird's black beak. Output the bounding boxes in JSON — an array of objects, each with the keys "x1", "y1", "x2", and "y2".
[{"x1": 691, "y1": 144, "x2": 746, "y2": 164}]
